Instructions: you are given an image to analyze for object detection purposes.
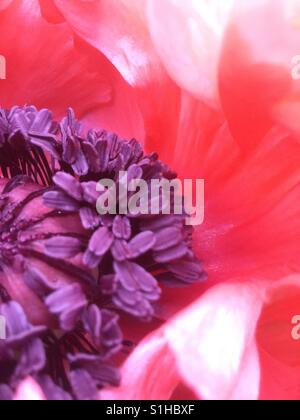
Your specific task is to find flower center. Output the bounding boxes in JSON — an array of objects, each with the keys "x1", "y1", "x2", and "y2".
[{"x1": 0, "y1": 106, "x2": 206, "y2": 400}]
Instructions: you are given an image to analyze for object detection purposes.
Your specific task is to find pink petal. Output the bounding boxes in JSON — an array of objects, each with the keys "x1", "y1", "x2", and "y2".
[
  {"x1": 0, "y1": 0, "x2": 12, "y2": 11},
  {"x1": 259, "y1": 349, "x2": 300, "y2": 400},
  {"x1": 39, "y1": 0, "x2": 65, "y2": 23},
  {"x1": 256, "y1": 275, "x2": 300, "y2": 399},
  {"x1": 190, "y1": 126, "x2": 300, "y2": 285},
  {"x1": 53, "y1": 0, "x2": 181, "y2": 161},
  {"x1": 14, "y1": 377, "x2": 46, "y2": 401},
  {"x1": 219, "y1": 0, "x2": 300, "y2": 152},
  {"x1": 257, "y1": 276, "x2": 300, "y2": 368},
  {"x1": 147, "y1": 0, "x2": 233, "y2": 105},
  {"x1": 101, "y1": 332, "x2": 179, "y2": 400},
  {"x1": 107, "y1": 282, "x2": 265, "y2": 400},
  {"x1": 1, "y1": 0, "x2": 143, "y2": 138},
  {"x1": 230, "y1": 343, "x2": 260, "y2": 400},
  {"x1": 164, "y1": 282, "x2": 264, "y2": 400},
  {"x1": 54, "y1": 0, "x2": 157, "y2": 87},
  {"x1": 161, "y1": 93, "x2": 300, "y2": 318},
  {"x1": 170, "y1": 93, "x2": 235, "y2": 184}
]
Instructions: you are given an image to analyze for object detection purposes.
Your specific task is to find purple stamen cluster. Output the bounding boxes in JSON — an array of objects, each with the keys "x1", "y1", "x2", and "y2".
[{"x1": 0, "y1": 106, "x2": 206, "y2": 400}]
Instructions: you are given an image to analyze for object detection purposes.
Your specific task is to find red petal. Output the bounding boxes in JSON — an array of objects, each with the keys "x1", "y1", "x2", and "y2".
[
  {"x1": 257, "y1": 276, "x2": 300, "y2": 367},
  {"x1": 146, "y1": 0, "x2": 233, "y2": 105},
  {"x1": 194, "y1": 128, "x2": 300, "y2": 284},
  {"x1": 257, "y1": 276, "x2": 300, "y2": 399},
  {"x1": 164, "y1": 282, "x2": 263, "y2": 400},
  {"x1": 53, "y1": 0, "x2": 181, "y2": 160},
  {"x1": 219, "y1": 0, "x2": 300, "y2": 152},
  {"x1": 159, "y1": 92, "x2": 300, "y2": 318},
  {"x1": 0, "y1": 0, "x2": 143, "y2": 138},
  {"x1": 259, "y1": 349, "x2": 300, "y2": 400},
  {"x1": 39, "y1": 0, "x2": 64, "y2": 23},
  {"x1": 0, "y1": 0, "x2": 12, "y2": 11},
  {"x1": 14, "y1": 377, "x2": 46, "y2": 401},
  {"x1": 107, "y1": 282, "x2": 264, "y2": 400}
]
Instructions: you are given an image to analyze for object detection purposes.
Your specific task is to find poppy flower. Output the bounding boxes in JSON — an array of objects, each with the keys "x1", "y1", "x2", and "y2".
[
  {"x1": 0, "y1": 0, "x2": 203, "y2": 400},
  {"x1": 1, "y1": 0, "x2": 300, "y2": 401},
  {"x1": 47, "y1": 0, "x2": 300, "y2": 400}
]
